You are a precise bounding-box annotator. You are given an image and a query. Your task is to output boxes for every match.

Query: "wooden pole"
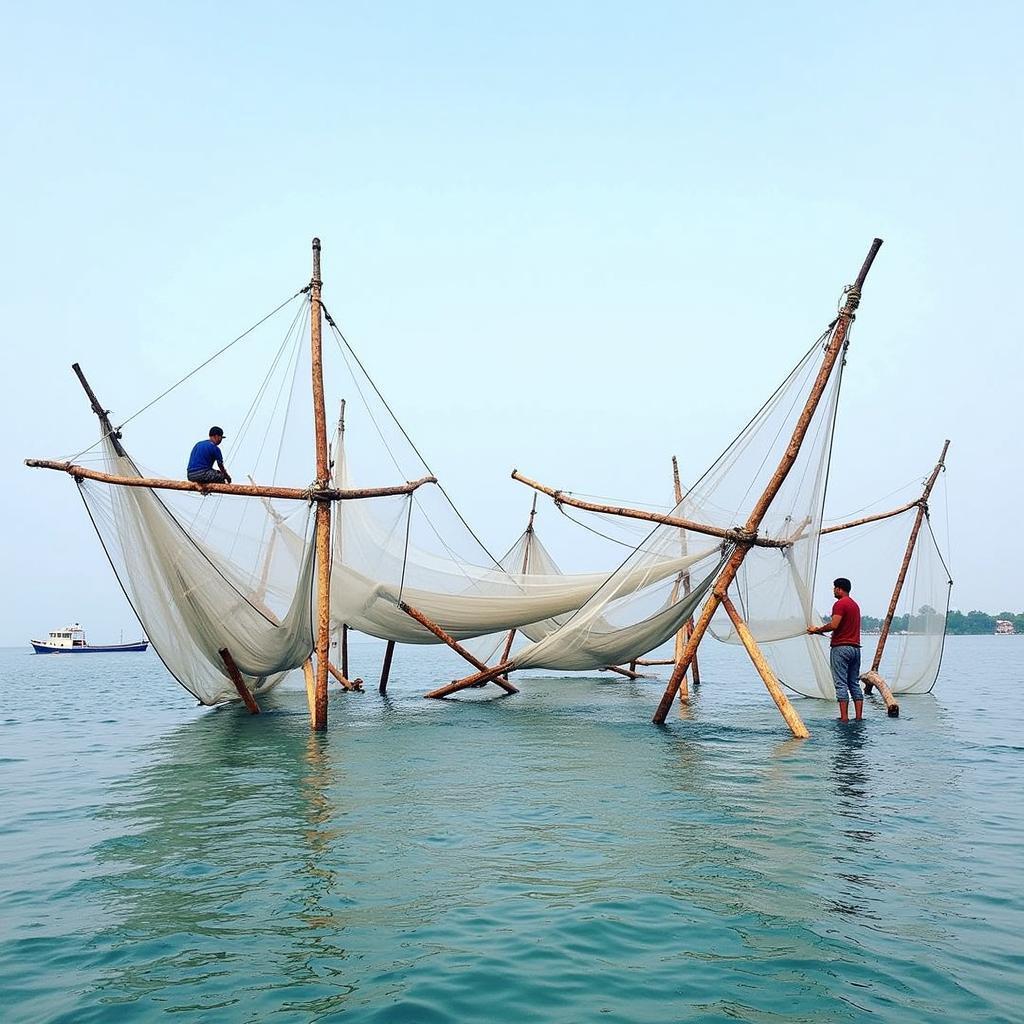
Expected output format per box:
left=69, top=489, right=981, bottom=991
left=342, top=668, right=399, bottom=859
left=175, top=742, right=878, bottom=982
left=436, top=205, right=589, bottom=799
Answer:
left=424, top=659, right=515, bottom=698
left=219, top=648, right=261, bottom=714
left=719, top=595, right=809, bottom=738
left=671, top=455, right=700, bottom=688
left=25, top=459, right=436, bottom=502
left=820, top=498, right=922, bottom=535
left=511, top=471, right=789, bottom=548
left=602, top=664, right=642, bottom=680
left=302, top=658, right=316, bottom=724
left=400, top=601, right=519, bottom=695
left=497, top=495, right=538, bottom=676
left=71, top=363, right=126, bottom=457
left=868, top=440, right=950, bottom=675
left=653, top=238, right=884, bottom=724
left=327, top=659, right=363, bottom=692
left=379, top=639, right=396, bottom=694
left=341, top=623, right=349, bottom=678
left=860, top=670, right=900, bottom=717
left=310, top=238, right=332, bottom=731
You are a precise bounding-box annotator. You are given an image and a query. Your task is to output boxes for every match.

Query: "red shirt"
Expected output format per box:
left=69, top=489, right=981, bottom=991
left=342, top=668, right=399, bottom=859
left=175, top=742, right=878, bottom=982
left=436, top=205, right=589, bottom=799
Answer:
left=831, top=595, right=861, bottom=647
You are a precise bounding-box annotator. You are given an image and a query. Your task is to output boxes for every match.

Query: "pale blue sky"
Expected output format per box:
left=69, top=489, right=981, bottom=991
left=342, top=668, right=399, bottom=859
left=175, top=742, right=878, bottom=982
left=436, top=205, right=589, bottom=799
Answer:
left=2, top=2, right=1021, bottom=643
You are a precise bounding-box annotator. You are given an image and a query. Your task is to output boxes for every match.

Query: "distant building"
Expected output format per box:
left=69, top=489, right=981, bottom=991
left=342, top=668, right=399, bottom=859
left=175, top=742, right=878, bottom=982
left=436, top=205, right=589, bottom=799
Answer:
left=995, top=619, right=1016, bottom=635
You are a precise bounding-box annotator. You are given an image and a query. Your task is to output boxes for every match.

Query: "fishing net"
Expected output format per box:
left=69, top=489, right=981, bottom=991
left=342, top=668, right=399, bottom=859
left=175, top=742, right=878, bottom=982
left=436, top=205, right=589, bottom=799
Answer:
left=78, top=434, right=317, bottom=705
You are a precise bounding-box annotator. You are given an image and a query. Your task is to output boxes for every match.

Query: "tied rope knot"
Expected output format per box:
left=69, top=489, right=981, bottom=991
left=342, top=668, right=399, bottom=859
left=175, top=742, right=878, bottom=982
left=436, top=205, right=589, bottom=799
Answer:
left=839, top=284, right=862, bottom=318
left=729, top=526, right=758, bottom=547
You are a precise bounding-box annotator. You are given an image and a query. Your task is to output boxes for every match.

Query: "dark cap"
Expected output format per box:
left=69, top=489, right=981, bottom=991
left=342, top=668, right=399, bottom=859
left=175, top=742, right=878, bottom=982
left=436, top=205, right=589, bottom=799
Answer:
left=209, top=426, right=226, bottom=438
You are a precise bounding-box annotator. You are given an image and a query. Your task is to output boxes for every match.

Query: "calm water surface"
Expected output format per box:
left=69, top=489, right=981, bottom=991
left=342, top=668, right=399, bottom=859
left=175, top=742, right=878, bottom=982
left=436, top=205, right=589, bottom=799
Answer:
left=1, top=637, right=1022, bottom=1022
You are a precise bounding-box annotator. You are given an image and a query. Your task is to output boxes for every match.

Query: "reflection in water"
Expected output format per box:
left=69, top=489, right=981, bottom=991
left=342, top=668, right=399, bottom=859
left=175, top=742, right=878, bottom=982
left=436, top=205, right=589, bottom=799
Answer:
left=59, top=669, right=987, bottom=1023
left=90, top=707, right=358, bottom=1016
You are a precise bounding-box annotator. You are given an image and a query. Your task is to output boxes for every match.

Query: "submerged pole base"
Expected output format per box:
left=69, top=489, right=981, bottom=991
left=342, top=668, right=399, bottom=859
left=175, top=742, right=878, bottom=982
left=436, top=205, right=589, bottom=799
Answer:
left=601, top=664, right=644, bottom=680
left=860, top=671, right=900, bottom=717
left=219, top=648, right=261, bottom=714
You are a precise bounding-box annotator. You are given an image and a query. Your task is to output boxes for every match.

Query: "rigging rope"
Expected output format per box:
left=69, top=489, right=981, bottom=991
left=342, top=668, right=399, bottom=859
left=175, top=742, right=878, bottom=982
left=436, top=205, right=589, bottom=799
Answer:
left=62, top=287, right=309, bottom=464
left=322, top=303, right=504, bottom=569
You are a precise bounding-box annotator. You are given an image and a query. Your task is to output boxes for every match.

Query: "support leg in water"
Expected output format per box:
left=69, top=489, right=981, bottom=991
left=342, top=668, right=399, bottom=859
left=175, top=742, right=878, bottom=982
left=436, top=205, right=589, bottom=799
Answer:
left=399, top=601, right=519, bottom=696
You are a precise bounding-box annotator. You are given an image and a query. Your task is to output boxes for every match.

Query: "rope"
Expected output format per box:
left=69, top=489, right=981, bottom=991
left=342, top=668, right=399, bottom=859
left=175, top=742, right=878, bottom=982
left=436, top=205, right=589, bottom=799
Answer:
left=397, top=493, right=414, bottom=603
left=62, top=287, right=309, bottom=464
left=322, top=303, right=504, bottom=569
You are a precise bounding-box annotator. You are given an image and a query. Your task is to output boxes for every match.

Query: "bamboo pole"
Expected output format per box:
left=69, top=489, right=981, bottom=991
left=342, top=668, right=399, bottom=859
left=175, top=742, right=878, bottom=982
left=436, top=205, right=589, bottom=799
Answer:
left=219, top=648, right=261, bottom=714
left=511, top=471, right=790, bottom=548
left=72, top=362, right=126, bottom=457
left=25, top=459, right=436, bottom=502
left=671, top=455, right=700, bottom=687
left=310, top=238, right=332, bottom=731
left=820, top=498, right=921, bottom=535
left=400, top=601, right=519, bottom=695
left=869, top=440, right=950, bottom=675
left=653, top=238, right=884, bottom=724
left=720, top=595, right=809, bottom=738
left=602, top=664, right=642, bottom=680
left=379, top=640, right=396, bottom=694
left=302, top=658, right=316, bottom=724
left=424, top=659, right=515, bottom=698
left=327, top=659, right=363, bottom=692
left=860, top=670, right=900, bottom=717
left=496, top=495, right=538, bottom=674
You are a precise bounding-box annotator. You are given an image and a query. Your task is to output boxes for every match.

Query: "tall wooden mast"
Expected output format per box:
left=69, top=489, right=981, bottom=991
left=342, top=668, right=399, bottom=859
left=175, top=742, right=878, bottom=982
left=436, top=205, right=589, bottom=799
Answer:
left=869, top=439, right=950, bottom=674
left=310, top=238, right=332, bottom=730
left=650, top=238, right=884, bottom=726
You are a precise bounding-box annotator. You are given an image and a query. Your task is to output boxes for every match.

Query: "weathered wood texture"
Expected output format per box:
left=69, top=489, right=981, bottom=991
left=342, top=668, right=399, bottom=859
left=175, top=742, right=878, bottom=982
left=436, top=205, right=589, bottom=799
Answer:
left=511, top=471, right=789, bottom=548
left=379, top=640, right=396, bottom=694
left=860, top=670, right=900, bottom=717
left=72, top=363, right=126, bottom=456
left=25, top=460, right=436, bottom=502
left=219, top=648, right=261, bottom=714
left=720, top=596, right=810, bottom=738
left=400, top=602, right=519, bottom=695
left=653, top=238, right=883, bottom=724
left=424, top=660, right=516, bottom=698
left=327, top=660, right=363, bottom=692
left=871, top=440, right=950, bottom=673
left=310, top=238, right=331, bottom=731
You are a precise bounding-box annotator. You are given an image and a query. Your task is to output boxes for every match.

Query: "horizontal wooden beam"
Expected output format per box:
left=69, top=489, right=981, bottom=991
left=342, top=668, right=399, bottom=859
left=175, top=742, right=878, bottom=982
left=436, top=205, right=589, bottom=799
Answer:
left=25, top=459, right=436, bottom=502
left=820, top=498, right=921, bottom=535
left=511, top=470, right=788, bottom=548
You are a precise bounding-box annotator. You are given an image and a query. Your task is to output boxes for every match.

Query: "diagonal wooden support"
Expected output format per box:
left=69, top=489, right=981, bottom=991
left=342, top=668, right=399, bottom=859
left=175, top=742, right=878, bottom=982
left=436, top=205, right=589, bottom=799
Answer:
left=860, top=670, right=900, bottom=717
left=219, top=647, right=261, bottom=714
left=301, top=658, right=316, bottom=724
left=601, top=664, right=644, bottom=680
left=719, top=595, right=809, bottom=738
left=327, top=660, right=363, bottom=692
left=400, top=601, right=519, bottom=696
left=424, top=659, right=516, bottom=699
left=379, top=640, right=396, bottom=694
left=653, top=238, right=884, bottom=724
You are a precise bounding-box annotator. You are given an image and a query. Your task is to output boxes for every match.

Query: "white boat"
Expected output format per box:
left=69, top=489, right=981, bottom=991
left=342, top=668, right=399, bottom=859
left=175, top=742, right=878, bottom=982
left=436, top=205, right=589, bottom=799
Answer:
left=29, top=623, right=149, bottom=654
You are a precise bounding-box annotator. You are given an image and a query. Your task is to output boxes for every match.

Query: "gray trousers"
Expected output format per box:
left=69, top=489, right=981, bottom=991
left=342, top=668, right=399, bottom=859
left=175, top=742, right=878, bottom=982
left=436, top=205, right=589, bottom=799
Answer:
left=187, top=468, right=227, bottom=483
left=830, top=645, right=863, bottom=701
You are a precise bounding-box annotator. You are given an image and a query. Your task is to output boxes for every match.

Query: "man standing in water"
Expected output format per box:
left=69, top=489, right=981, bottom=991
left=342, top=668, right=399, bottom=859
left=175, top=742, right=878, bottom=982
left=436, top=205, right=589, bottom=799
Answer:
left=807, top=577, right=863, bottom=721
left=187, top=427, right=232, bottom=485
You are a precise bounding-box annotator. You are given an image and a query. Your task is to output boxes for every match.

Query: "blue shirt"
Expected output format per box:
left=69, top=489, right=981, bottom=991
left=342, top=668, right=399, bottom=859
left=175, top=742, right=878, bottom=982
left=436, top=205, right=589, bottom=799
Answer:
left=187, top=439, right=224, bottom=474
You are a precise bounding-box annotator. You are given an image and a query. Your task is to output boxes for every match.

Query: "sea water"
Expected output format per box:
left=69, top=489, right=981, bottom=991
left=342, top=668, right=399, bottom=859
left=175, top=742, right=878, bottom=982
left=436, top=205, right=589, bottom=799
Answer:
left=1, top=637, right=1021, bottom=1023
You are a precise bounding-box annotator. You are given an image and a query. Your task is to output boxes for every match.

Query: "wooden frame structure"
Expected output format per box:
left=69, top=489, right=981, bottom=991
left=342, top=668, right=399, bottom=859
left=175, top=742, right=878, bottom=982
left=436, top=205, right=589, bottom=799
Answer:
left=860, top=440, right=950, bottom=716
left=27, top=239, right=436, bottom=731
left=428, top=239, right=885, bottom=737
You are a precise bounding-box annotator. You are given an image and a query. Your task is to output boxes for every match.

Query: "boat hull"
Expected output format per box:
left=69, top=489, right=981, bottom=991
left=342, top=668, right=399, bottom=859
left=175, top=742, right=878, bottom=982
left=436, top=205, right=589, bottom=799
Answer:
left=30, top=641, right=149, bottom=654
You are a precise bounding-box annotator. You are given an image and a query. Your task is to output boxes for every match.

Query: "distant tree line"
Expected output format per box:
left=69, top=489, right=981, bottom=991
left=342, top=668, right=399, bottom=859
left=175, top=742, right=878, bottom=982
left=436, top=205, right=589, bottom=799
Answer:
left=859, top=607, right=1024, bottom=635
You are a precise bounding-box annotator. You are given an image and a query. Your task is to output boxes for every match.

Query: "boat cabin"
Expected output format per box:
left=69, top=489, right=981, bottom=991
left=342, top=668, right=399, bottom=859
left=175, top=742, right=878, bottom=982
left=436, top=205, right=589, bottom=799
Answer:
left=46, top=624, right=87, bottom=649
